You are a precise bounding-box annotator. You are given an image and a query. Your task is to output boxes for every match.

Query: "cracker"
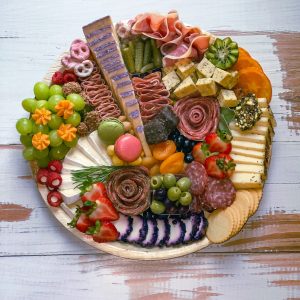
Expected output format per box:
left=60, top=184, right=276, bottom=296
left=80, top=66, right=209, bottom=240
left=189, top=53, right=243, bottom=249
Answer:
left=248, top=189, right=260, bottom=216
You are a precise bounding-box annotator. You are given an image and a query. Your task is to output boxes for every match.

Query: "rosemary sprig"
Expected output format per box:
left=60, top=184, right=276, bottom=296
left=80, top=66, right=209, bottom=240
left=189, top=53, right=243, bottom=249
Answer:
left=71, top=165, right=130, bottom=192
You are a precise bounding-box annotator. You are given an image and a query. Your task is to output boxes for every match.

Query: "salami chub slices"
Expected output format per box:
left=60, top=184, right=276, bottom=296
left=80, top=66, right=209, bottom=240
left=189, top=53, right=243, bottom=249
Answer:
left=106, top=167, right=151, bottom=215
left=174, top=97, right=220, bottom=141
left=185, top=161, right=208, bottom=196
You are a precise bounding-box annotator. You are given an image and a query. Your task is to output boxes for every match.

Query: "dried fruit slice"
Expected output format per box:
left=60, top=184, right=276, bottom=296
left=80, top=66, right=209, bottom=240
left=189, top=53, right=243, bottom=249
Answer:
left=206, top=209, right=234, bottom=243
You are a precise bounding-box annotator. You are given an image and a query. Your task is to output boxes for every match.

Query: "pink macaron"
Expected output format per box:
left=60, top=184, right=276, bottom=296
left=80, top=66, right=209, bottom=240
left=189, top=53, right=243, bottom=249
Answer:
left=114, top=134, right=142, bottom=162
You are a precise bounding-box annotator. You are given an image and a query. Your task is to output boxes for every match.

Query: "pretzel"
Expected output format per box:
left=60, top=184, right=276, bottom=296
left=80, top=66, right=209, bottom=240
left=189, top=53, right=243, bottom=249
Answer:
left=74, top=60, right=93, bottom=77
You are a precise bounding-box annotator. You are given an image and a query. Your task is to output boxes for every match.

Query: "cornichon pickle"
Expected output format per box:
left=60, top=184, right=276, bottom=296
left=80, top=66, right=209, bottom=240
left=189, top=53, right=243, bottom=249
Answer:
left=122, top=47, right=135, bottom=73
left=134, top=40, right=144, bottom=73
left=205, top=37, right=239, bottom=70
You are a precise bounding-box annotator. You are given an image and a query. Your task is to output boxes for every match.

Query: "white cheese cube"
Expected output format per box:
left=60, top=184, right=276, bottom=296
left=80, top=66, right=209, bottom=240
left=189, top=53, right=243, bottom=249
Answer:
left=217, top=89, right=238, bottom=107
left=173, top=76, right=198, bottom=99
left=212, top=68, right=238, bottom=89
left=162, top=70, right=181, bottom=92
left=175, top=59, right=196, bottom=80
left=196, top=78, right=217, bottom=96
left=196, top=57, right=216, bottom=78
left=230, top=172, right=263, bottom=189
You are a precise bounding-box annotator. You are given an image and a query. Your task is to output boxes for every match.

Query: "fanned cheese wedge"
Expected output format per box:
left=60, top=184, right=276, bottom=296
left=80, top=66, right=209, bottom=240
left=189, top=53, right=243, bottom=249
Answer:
left=231, top=154, right=264, bottom=165
left=260, top=108, right=269, bottom=117
left=231, top=130, right=266, bottom=144
left=230, top=123, right=269, bottom=136
left=231, top=147, right=265, bottom=159
left=257, top=97, right=268, bottom=108
left=231, top=140, right=265, bottom=151
left=60, top=188, right=81, bottom=205
left=87, top=131, right=111, bottom=165
left=77, top=137, right=104, bottom=165
left=230, top=172, right=263, bottom=189
left=64, top=147, right=97, bottom=167
left=234, top=164, right=265, bottom=174
left=255, top=117, right=269, bottom=127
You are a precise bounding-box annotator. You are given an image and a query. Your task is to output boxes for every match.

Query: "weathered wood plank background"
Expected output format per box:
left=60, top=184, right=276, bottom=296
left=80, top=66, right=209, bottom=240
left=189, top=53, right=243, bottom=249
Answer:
left=0, top=0, right=300, bottom=299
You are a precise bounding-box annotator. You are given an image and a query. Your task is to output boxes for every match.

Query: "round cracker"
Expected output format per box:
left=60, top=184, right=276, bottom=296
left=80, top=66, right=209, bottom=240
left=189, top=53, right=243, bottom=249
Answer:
left=226, top=205, right=240, bottom=236
left=248, top=189, right=260, bottom=216
left=237, top=190, right=253, bottom=218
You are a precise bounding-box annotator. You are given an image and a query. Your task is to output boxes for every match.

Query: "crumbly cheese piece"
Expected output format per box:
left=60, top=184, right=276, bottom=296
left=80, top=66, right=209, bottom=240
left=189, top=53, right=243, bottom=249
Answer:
left=231, top=147, right=265, bottom=159
left=212, top=68, right=238, bottom=89
left=175, top=58, right=196, bottom=80
left=230, top=172, right=263, bottom=189
left=217, top=89, right=238, bottom=107
left=196, top=57, right=216, bottom=78
left=235, top=164, right=265, bottom=174
left=162, top=70, right=181, bottom=92
left=173, top=76, right=198, bottom=98
left=231, top=154, right=264, bottom=165
left=231, top=130, right=266, bottom=144
left=196, top=78, right=217, bottom=96
left=231, top=140, right=265, bottom=151
left=257, top=98, right=268, bottom=108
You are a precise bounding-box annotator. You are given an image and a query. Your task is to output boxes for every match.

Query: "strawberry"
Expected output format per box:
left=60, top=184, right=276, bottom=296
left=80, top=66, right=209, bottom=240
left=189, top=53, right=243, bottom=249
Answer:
left=92, top=221, right=119, bottom=243
left=204, top=154, right=236, bottom=179
left=205, top=132, right=232, bottom=154
left=192, top=142, right=211, bottom=164
left=81, top=182, right=107, bottom=202
left=88, top=197, right=119, bottom=222
left=75, top=213, right=93, bottom=233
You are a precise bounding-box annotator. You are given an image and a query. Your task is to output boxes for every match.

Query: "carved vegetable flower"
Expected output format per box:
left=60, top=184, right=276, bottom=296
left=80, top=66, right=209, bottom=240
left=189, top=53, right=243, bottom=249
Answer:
left=32, top=132, right=50, bottom=150
left=57, top=123, right=77, bottom=142
left=32, top=108, right=52, bottom=125
left=55, top=100, right=74, bottom=119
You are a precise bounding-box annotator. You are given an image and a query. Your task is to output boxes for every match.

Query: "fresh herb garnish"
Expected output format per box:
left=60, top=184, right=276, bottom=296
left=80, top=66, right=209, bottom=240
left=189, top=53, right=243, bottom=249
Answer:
left=218, top=107, right=235, bottom=139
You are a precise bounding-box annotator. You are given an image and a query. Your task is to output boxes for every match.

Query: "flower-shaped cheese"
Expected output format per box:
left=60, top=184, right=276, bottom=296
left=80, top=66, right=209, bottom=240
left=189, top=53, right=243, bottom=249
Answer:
left=32, top=132, right=50, bottom=150
left=55, top=100, right=74, bottom=119
left=32, top=108, right=52, bottom=125
left=57, top=123, right=77, bottom=142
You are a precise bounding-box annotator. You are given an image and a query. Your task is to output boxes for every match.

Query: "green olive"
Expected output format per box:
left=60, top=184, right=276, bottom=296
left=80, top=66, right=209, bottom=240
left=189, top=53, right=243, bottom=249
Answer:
left=167, top=186, right=181, bottom=201
left=150, top=176, right=162, bottom=190
left=176, top=177, right=192, bottom=192
left=163, top=173, right=177, bottom=188
left=150, top=200, right=166, bottom=214
left=179, top=192, right=192, bottom=206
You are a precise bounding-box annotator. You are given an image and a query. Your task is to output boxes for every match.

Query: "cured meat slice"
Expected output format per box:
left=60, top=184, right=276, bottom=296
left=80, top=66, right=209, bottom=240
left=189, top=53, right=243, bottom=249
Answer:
left=174, top=97, right=220, bottom=141
left=185, top=161, right=208, bottom=196
left=132, top=72, right=171, bottom=122
left=203, top=177, right=236, bottom=209
left=106, top=167, right=151, bottom=215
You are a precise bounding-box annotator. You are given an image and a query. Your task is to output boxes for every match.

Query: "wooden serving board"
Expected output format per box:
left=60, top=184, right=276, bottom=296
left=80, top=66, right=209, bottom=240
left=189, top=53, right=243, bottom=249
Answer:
left=33, top=48, right=270, bottom=260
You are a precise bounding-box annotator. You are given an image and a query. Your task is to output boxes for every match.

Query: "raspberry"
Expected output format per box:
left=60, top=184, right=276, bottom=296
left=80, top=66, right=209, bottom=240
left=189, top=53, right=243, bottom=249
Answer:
left=52, top=71, right=64, bottom=85
left=63, top=70, right=77, bottom=83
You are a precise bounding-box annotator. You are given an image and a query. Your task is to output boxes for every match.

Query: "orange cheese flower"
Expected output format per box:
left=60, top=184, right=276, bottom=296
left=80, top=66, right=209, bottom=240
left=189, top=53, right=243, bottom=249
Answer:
left=32, top=108, right=52, bottom=125
left=32, top=132, right=50, bottom=150
left=57, top=123, right=77, bottom=142
left=55, top=100, right=74, bottom=119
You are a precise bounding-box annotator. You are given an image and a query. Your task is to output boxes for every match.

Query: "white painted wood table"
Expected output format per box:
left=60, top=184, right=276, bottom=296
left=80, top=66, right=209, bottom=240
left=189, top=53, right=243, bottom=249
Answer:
left=1, top=1, right=300, bottom=299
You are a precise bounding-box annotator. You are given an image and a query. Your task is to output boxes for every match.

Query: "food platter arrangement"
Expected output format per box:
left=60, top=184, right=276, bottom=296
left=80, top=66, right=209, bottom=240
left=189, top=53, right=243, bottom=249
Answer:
left=16, top=11, right=275, bottom=259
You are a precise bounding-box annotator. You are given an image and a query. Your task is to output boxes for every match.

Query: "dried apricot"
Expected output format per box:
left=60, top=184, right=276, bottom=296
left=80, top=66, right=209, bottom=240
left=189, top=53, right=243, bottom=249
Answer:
left=152, top=140, right=176, bottom=161
left=160, top=152, right=184, bottom=174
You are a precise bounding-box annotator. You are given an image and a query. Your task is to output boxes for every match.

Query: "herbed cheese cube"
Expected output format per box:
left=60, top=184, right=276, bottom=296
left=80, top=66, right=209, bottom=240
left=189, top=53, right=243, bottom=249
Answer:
left=173, top=76, right=198, bottom=99
left=212, top=68, right=238, bottom=89
left=196, top=57, right=215, bottom=78
left=196, top=78, right=217, bottom=96
left=175, top=59, right=196, bottom=80
left=162, top=70, right=181, bottom=92
left=217, top=89, right=238, bottom=107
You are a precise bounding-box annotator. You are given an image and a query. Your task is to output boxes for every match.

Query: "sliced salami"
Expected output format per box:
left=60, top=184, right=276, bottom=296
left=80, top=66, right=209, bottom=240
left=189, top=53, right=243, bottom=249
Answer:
left=203, top=177, right=236, bottom=209
left=185, top=161, right=208, bottom=196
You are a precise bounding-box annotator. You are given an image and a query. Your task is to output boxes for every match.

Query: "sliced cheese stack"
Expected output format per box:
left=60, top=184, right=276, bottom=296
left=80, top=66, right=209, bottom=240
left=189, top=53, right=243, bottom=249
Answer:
left=230, top=98, right=275, bottom=189
left=59, top=131, right=111, bottom=205
left=82, top=16, right=151, bottom=157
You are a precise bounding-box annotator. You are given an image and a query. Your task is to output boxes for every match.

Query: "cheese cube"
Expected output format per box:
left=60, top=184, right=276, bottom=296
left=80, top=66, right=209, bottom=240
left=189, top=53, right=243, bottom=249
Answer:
left=231, top=154, right=264, bottom=165
left=231, top=147, right=265, bottom=159
left=257, top=98, right=268, bottom=108
left=196, top=78, right=217, bottom=96
left=230, top=172, right=263, bottom=189
left=162, top=71, right=181, bottom=92
left=235, top=164, right=265, bottom=174
left=175, top=59, right=196, bottom=80
left=173, top=76, right=198, bottom=99
left=217, top=89, right=238, bottom=107
left=212, top=68, right=238, bottom=89
left=231, top=140, right=265, bottom=151
left=196, top=57, right=216, bottom=78
left=162, top=65, right=176, bottom=76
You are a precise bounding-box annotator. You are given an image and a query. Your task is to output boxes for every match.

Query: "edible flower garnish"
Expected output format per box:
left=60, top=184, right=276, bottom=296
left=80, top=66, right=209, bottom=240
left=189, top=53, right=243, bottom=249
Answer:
left=57, top=123, right=77, bottom=142
left=32, top=132, right=50, bottom=150
left=32, top=108, right=52, bottom=125
left=55, top=100, right=74, bottom=119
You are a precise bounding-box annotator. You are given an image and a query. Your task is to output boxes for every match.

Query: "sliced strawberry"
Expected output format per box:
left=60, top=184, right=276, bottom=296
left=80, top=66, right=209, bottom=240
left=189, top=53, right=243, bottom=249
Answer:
left=192, top=142, right=211, bottom=164
left=204, top=153, right=236, bottom=179
left=76, top=214, right=93, bottom=233
left=205, top=132, right=232, bottom=154
left=89, top=197, right=119, bottom=222
left=81, top=182, right=107, bottom=202
left=92, top=221, right=119, bottom=243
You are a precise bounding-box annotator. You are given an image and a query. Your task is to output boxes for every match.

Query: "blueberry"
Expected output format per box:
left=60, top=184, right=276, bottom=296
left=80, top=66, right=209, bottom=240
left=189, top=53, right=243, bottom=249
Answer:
left=178, top=205, right=189, bottom=216
left=154, top=188, right=167, bottom=201
left=182, top=139, right=193, bottom=153
left=190, top=140, right=197, bottom=147
left=175, top=135, right=185, bottom=147
left=184, top=153, right=194, bottom=163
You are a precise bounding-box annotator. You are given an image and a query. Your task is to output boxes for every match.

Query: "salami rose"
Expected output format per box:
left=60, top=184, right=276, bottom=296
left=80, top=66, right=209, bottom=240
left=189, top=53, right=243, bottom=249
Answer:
left=174, top=97, right=220, bottom=141
left=106, top=167, right=151, bottom=215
